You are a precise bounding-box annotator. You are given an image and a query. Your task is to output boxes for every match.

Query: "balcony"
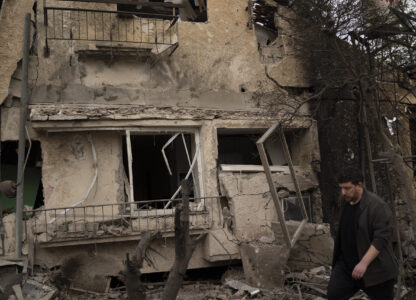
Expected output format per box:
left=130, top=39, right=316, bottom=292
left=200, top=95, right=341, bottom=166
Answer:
left=43, top=3, right=179, bottom=57
left=24, top=197, right=215, bottom=246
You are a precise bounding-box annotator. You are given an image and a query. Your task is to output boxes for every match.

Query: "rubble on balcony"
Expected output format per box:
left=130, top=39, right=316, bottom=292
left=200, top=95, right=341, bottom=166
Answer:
left=23, top=198, right=213, bottom=244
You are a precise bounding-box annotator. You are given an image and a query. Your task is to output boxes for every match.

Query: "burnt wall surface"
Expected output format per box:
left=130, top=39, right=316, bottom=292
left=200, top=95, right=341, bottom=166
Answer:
left=0, top=0, right=313, bottom=113
left=316, top=97, right=413, bottom=239
left=315, top=99, right=361, bottom=234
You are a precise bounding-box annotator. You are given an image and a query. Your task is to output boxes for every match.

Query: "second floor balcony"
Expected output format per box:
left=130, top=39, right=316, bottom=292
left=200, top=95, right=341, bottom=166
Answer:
left=43, top=2, right=180, bottom=56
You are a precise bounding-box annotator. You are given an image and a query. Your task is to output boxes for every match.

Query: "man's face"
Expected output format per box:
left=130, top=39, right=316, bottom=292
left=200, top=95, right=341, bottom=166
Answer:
left=339, top=181, right=363, bottom=204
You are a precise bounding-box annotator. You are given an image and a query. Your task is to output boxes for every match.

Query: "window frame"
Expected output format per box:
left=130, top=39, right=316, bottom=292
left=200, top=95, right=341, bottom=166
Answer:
left=124, top=127, right=205, bottom=212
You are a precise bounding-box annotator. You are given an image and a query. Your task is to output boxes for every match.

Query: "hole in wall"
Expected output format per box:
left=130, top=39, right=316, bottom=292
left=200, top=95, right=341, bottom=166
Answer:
left=1, top=141, right=43, bottom=212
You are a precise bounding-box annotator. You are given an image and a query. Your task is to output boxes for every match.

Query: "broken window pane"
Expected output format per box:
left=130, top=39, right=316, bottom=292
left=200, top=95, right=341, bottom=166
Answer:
left=217, top=129, right=291, bottom=166
left=118, top=0, right=173, bottom=18
left=251, top=0, right=278, bottom=46
left=282, top=195, right=311, bottom=221
left=217, top=128, right=310, bottom=167
left=218, top=133, right=262, bottom=165
left=117, top=0, right=207, bottom=22
left=122, top=133, right=197, bottom=207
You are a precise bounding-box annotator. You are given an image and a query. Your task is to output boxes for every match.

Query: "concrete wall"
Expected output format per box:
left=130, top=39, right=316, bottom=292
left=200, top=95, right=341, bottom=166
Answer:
left=0, top=0, right=323, bottom=271
left=34, top=236, right=215, bottom=292
left=219, top=169, right=319, bottom=242
left=27, top=0, right=310, bottom=109
left=0, top=0, right=34, bottom=105
left=36, top=118, right=299, bottom=218
left=40, top=131, right=124, bottom=209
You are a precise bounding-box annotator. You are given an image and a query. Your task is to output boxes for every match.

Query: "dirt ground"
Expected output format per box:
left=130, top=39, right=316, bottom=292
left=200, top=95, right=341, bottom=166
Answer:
left=3, top=263, right=414, bottom=300
left=29, top=265, right=415, bottom=300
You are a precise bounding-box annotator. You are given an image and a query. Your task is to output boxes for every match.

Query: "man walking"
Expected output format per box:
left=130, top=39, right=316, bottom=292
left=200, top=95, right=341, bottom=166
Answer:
left=327, top=169, right=398, bottom=300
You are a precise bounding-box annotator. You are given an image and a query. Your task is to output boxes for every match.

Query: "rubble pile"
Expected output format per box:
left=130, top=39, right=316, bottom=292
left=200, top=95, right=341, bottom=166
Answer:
left=1, top=261, right=415, bottom=300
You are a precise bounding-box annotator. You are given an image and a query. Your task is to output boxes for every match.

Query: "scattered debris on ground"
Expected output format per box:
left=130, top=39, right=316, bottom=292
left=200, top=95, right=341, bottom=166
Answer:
left=2, top=262, right=413, bottom=300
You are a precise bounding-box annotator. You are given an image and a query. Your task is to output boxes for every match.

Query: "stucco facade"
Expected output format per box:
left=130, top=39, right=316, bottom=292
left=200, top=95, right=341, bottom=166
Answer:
left=0, top=0, right=326, bottom=288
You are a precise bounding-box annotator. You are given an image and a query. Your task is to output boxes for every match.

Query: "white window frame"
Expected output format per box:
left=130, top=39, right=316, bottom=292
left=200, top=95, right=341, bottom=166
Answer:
left=124, top=127, right=205, bottom=212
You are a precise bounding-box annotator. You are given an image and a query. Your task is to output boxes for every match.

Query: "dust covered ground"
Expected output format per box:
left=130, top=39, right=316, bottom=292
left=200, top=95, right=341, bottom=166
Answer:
left=8, top=264, right=413, bottom=300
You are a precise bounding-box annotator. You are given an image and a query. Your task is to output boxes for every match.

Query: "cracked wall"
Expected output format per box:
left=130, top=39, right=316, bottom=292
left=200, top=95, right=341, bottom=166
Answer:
left=273, top=220, right=333, bottom=271
left=40, top=131, right=123, bottom=209
left=219, top=168, right=321, bottom=241
left=0, top=0, right=34, bottom=105
left=0, top=0, right=325, bottom=272
left=23, top=0, right=312, bottom=110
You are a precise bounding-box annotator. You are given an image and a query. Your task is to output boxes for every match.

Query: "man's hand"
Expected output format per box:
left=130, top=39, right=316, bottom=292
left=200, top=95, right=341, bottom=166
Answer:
left=352, top=261, right=368, bottom=279
left=352, top=245, right=380, bottom=280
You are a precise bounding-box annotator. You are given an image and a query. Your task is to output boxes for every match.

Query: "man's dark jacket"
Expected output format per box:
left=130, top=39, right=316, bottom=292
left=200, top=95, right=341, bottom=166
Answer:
left=332, top=189, right=398, bottom=287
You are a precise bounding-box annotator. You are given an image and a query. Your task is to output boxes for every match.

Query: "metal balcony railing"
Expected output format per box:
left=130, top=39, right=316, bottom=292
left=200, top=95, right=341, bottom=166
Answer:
left=43, top=6, right=179, bottom=49
left=24, top=197, right=215, bottom=243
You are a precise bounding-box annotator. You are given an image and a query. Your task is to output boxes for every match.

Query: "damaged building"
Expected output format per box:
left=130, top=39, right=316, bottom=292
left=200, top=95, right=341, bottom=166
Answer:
left=0, top=0, right=341, bottom=294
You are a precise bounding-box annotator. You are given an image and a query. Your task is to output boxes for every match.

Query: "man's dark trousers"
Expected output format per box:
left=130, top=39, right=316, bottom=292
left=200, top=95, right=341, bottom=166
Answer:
left=327, top=260, right=395, bottom=300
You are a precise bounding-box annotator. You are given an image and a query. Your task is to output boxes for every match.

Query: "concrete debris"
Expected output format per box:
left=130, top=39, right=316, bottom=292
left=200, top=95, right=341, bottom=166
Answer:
left=11, top=285, right=23, bottom=300
left=285, top=267, right=378, bottom=300
left=2, top=213, right=17, bottom=256
left=0, top=264, right=411, bottom=300
left=272, top=221, right=334, bottom=271
left=240, top=243, right=289, bottom=289
left=0, top=266, right=23, bottom=300
left=308, top=266, right=326, bottom=275
left=29, top=104, right=279, bottom=122
left=101, top=224, right=125, bottom=236
left=38, top=290, right=58, bottom=300
left=400, top=285, right=411, bottom=298
left=220, top=267, right=245, bottom=284
left=21, top=279, right=55, bottom=300
left=219, top=170, right=319, bottom=242
left=224, top=280, right=260, bottom=296
left=257, top=235, right=274, bottom=244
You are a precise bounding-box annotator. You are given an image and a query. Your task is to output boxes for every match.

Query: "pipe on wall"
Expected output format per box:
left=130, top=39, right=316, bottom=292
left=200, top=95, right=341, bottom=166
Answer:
left=16, top=13, right=31, bottom=259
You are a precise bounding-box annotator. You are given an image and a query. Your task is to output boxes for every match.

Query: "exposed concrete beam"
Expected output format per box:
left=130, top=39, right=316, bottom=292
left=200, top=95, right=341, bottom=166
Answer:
left=220, top=164, right=301, bottom=173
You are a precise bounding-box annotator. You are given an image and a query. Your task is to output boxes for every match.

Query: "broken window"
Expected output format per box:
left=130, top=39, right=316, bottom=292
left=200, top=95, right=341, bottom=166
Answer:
left=217, top=128, right=293, bottom=166
left=0, top=141, right=43, bottom=212
left=282, top=195, right=311, bottom=221
left=249, top=0, right=278, bottom=46
left=117, top=0, right=207, bottom=22
left=217, top=131, right=262, bottom=165
left=217, top=128, right=310, bottom=169
left=122, top=130, right=202, bottom=209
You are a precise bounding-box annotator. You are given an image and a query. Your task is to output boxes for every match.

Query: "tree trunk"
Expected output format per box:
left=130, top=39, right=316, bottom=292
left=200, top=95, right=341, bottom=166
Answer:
left=124, top=253, right=146, bottom=300
left=124, top=231, right=160, bottom=300
left=361, top=78, right=416, bottom=239
left=161, top=179, right=206, bottom=300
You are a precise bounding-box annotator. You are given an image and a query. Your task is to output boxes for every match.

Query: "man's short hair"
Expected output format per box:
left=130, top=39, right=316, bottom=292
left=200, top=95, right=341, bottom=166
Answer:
left=337, top=168, right=364, bottom=185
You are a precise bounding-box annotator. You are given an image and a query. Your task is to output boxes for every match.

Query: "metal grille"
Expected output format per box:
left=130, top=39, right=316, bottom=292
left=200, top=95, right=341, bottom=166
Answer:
left=44, top=7, right=179, bottom=47
left=24, top=197, right=215, bottom=243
